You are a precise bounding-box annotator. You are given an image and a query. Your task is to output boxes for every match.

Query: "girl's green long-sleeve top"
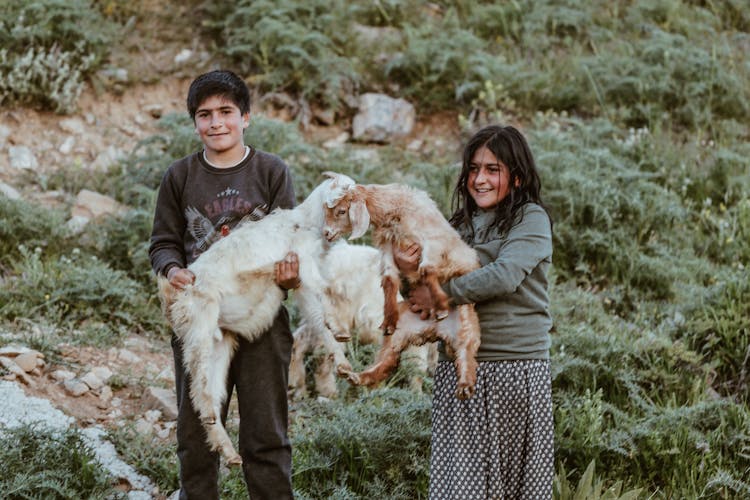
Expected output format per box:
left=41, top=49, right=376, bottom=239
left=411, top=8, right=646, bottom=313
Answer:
left=443, top=203, right=553, bottom=361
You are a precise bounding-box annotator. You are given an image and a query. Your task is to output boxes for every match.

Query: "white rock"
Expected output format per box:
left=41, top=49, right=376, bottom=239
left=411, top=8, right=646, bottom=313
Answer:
left=8, top=145, right=38, bottom=170
left=0, top=181, right=21, bottom=200
left=59, top=136, right=75, bottom=154
left=134, top=418, right=153, bottom=436
left=81, top=371, right=104, bottom=390
left=116, top=348, right=142, bottom=364
left=50, top=369, right=76, bottom=382
left=144, top=409, right=162, bottom=423
left=92, top=366, right=113, bottom=382
left=174, top=49, right=193, bottom=65
left=352, top=93, right=415, bottom=143
left=63, top=378, right=90, bottom=397
left=59, top=118, right=86, bottom=135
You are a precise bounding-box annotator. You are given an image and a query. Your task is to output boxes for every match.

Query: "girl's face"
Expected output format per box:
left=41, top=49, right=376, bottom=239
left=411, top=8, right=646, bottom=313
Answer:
left=467, top=145, right=512, bottom=210
left=194, top=95, right=249, bottom=162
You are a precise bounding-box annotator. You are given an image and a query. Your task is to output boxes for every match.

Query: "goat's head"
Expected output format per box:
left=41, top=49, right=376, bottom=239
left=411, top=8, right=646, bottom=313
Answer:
left=321, top=173, right=370, bottom=242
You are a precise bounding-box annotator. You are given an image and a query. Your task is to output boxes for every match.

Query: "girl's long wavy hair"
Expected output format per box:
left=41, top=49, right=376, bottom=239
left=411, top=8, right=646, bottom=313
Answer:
left=449, top=125, right=551, bottom=241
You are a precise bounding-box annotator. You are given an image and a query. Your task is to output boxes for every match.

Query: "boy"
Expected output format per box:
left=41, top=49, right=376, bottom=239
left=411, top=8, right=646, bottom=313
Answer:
left=149, top=69, right=297, bottom=499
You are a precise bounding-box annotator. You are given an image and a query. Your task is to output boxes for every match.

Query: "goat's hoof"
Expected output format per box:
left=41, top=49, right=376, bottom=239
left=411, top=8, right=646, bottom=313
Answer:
left=346, top=372, right=361, bottom=385
left=333, top=332, right=351, bottom=342
left=227, top=455, right=243, bottom=467
left=456, top=384, right=475, bottom=400
left=435, top=309, right=449, bottom=321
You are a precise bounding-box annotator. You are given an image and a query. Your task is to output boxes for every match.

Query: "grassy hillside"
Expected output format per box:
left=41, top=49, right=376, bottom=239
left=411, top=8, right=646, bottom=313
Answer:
left=1, top=0, right=748, bottom=498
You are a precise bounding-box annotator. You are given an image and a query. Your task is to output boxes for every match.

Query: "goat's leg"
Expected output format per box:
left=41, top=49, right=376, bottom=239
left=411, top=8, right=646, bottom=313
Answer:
left=356, top=305, right=437, bottom=387
left=437, top=304, right=480, bottom=400
left=201, top=332, right=242, bottom=466
left=378, top=247, right=401, bottom=335
left=179, top=300, right=242, bottom=466
left=420, top=266, right=452, bottom=320
left=289, top=323, right=311, bottom=400
left=380, top=274, right=401, bottom=335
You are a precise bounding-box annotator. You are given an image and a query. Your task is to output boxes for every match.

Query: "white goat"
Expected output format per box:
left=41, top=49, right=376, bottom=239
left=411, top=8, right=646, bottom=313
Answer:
left=288, top=241, right=436, bottom=399
left=157, top=173, right=356, bottom=467
left=322, top=174, right=481, bottom=399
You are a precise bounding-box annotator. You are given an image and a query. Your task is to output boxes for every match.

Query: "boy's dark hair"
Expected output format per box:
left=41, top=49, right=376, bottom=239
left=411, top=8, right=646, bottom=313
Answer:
left=186, top=70, right=251, bottom=121
left=450, top=124, right=552, bottom=240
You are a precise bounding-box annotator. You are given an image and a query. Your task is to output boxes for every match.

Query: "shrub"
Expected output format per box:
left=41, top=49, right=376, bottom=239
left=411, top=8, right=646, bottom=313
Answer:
left=0, top=425, right=117, bottom=499
left=203, top=0, right=358, bottom=110
left=0, top=0, right=117, bottom=112
left=0, top=246, right=159, bottom=333
left=292, top=389, right=431, bottom=498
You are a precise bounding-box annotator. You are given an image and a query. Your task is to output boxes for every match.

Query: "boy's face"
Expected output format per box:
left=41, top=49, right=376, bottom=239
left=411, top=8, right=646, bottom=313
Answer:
left=194, top=95, right=249, bottom=159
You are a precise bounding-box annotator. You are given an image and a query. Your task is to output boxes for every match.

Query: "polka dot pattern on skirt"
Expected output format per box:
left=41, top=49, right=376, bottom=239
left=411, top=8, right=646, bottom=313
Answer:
left=428, top=360, right=554, bottom=500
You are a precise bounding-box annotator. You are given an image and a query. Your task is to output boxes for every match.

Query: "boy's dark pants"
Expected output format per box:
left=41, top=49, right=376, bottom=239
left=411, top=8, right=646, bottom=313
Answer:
left=171, top=308, right=294, bottom=500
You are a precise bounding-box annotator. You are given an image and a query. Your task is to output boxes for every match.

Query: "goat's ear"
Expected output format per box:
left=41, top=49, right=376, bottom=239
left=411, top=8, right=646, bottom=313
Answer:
left=348, top=201, right=370, bottom=240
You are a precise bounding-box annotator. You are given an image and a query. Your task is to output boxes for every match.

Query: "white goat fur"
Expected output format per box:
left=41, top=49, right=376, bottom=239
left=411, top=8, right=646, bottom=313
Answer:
left=288, top=241, right=436, bottom=399
left=157, top=174, right=356, bottom=466
left=322, top=176, right=482, bottom=399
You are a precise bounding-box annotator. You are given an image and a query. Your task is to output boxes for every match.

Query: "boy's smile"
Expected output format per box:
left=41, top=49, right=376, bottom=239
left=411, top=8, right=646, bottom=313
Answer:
left=194, top=95, right=249, bottom=167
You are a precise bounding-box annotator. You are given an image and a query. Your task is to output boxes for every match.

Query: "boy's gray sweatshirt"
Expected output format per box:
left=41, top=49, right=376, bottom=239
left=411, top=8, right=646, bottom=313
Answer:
left=149, top=148, right=295, bottom=277
left=443, top=203, right=553, bottom=361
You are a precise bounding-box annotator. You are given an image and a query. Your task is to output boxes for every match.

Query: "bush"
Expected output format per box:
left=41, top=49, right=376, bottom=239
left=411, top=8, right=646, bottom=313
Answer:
left=0, top=425, right=117, bottom=499
left=0, top=245, right=160, bottom=333
left=0, top=0, right=117, bottom=112
left=292, top=388, right=431, bottom=499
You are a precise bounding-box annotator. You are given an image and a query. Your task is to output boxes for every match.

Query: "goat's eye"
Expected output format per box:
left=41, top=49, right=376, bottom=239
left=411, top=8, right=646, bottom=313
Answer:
left=336, top=209, right=347, bottom=216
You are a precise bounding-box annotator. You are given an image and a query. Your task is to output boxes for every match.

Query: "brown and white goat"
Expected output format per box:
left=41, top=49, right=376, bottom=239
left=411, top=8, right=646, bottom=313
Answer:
left=321, top=173, right=481, bottom=399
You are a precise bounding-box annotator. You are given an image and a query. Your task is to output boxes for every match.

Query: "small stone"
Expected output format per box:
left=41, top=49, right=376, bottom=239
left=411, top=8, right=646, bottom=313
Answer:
left=81, top=371, right=104, bottom=390
left=63, top=378, right=90, bottom=397
left=12, top=352, right=40, bottom=372
left=51, top=369, right=76, bottom=382
left=92, top=366, right=113, bottom=382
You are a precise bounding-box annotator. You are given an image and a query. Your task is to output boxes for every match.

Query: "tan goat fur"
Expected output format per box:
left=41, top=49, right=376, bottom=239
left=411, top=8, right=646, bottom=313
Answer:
left=322, top=176, right=481, bottom=399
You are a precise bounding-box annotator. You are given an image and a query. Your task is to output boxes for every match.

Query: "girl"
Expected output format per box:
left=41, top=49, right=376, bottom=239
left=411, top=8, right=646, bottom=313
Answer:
left=396, top=124, right=554, bottom=499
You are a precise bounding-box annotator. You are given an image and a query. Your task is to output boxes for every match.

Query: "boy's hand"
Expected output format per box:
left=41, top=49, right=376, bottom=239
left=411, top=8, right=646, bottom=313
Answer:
left=275, top=252, right=301, bottom=290
left=393, top=242, right=421, bottom=274
left=167, top=267, right=195, bottom=289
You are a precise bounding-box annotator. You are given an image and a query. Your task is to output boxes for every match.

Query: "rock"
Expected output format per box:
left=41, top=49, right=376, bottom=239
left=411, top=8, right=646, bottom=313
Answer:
left=0, top=357, right=34, bottom=385
left=63, top=378, right=90, bottom=397
left=98, top=386, right=114, bottom=407
left=0, top=182, right=21, bottom=200
left=69, top=189, right=127, bottom=229
left=0, top=345, right=33, bottom=357
left=134, top=417, right=153, bottom=436
left=59, top=136, right=75, bottom=154
left=92, top=366, right=114, bottom=382
left=144, top=409, right=162, bottom=423
left=8, top=145, right=38, bottom=170
left=0, top=124, right=10, bottom=146
left=59, top=118, right=86, bottom=135
left=81, top=371, right=104, bottom=390
left=352, top=93, right=415, bottom=143
left=143, top=386, right=178, bottom=420
left=174, top=49, right=193, bottom=65
left=143, top=104, right=164, bottom=119
left=156, top=367, right=174, bottom=384
left=323, top=132, right=350, bottom=149
left=50, top=369, right=76, bottom=382
left=116, top=348, right=143, bottom=364
left=14, top=352, right=42, bottom=373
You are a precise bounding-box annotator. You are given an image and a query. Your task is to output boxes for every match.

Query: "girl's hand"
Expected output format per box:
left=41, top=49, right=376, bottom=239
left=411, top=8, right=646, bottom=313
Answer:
left=167, top=267, right=195, bottom=289
left=275, top=252, right=301, bottom=290
left=393, top=243, right=421, bottom=274
left=408, top=284, right=434, bottom=320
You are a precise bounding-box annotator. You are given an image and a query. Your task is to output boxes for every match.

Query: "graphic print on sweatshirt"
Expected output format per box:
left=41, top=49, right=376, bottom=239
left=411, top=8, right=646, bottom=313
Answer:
left=185, top=187, right=269, bottom=260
